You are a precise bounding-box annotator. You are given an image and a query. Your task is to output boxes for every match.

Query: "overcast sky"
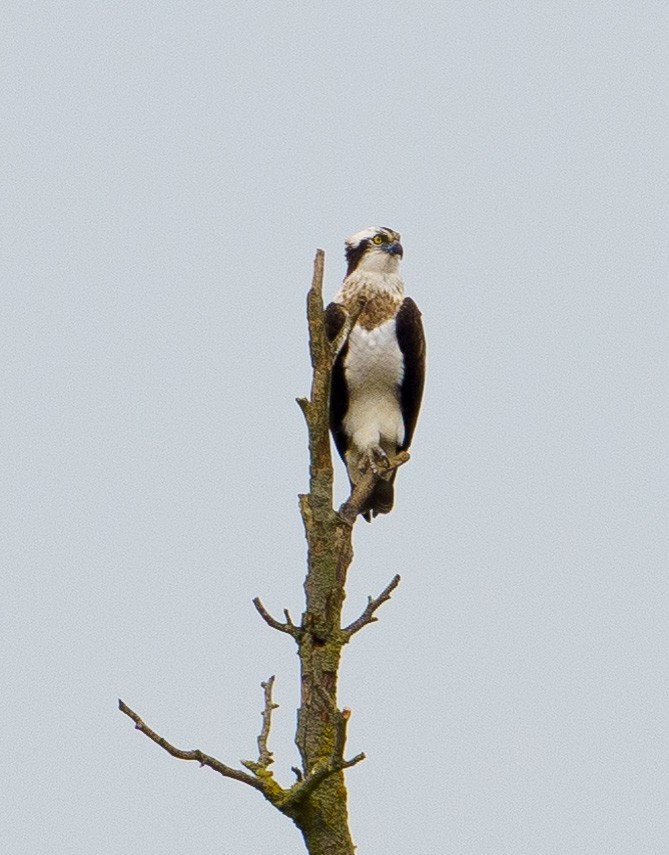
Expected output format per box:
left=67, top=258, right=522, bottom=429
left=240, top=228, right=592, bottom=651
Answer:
left=2, top=2, right=668, bottom=853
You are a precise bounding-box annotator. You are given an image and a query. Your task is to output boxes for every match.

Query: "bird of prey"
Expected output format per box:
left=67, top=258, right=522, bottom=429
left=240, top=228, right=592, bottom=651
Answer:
left=325, top=226, right=426, bottom=521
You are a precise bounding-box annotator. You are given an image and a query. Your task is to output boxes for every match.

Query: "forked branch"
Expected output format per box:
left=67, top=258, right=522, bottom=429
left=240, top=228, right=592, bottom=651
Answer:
left=252, top=597, right=301, bottom=638
left=282, top=751, right=366, bottom=810
left=343, top=574, right=402, bottom=639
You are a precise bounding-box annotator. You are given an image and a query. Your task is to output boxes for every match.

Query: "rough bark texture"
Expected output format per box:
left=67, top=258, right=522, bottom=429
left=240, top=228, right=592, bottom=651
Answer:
left=292, top=249, right=358, bottom=853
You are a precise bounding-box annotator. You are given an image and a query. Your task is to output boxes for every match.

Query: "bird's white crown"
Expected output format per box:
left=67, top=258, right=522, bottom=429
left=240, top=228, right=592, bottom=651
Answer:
left=345, top=226, right=401, bottom=250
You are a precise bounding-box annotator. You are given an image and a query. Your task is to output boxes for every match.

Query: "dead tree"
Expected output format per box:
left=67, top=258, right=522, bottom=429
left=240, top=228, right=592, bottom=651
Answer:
left=119, top=250, right=407, bottom=855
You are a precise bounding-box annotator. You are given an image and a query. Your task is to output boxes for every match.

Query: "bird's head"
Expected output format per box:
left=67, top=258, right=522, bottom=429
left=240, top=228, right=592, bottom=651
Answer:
left=344, top=226, right=403, bottom=277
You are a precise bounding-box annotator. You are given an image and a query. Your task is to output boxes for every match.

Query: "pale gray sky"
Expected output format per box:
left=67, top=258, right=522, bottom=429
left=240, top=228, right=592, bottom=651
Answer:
left=2, top=2, right=668, bottom=853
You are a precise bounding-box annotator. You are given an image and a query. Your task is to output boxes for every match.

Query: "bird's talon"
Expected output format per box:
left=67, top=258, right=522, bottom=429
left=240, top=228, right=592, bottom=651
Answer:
left=358, top=446, right=390, bottom=476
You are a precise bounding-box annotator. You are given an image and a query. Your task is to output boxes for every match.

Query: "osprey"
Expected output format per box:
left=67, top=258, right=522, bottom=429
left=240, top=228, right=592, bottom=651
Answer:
left=325, top=226, right=426, bottom=521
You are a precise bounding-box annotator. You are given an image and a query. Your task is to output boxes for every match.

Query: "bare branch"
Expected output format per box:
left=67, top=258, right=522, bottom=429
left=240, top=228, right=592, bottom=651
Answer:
left=343, top=575, right=402, bottom=639
left=283, top=608, right=298, bottom=629
left=282, top=752, right=367, bottom=810
left=333, top=706, right=351, bottom=763
left=329, top=296, right=367, bottom=363
left=303, top=750, right=367, bottom=795
left=295, top=396, right=310, bottom=422
left=302, top=249, right=334, bottom=494
left=306, top=249, right=326, bottom=371
left=252, top=597, right=301, bottom=638
left=338, top=451, right=411, bottom=525
left=118, top=699, right=264, bottom=793
left=256, top=676, right=278, bottom=768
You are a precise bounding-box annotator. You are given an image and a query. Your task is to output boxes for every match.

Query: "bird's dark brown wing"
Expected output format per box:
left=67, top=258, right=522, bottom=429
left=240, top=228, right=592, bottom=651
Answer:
left=324, top=302, right=349, bottom=462
left=395, top=297, right=426, bottom=451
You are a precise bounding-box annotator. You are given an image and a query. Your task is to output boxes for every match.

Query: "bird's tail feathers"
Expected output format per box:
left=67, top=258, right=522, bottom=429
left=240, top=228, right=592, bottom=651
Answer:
left=357, top=478, right=395, bottom=522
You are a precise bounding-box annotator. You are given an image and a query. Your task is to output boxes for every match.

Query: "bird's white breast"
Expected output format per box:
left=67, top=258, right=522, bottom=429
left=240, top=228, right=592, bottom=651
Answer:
left=342, top=319, right=405, bottom=452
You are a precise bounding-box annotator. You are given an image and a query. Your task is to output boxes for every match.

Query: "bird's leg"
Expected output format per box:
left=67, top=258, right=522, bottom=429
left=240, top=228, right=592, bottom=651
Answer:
left=358, top=445, right=390, bottom=476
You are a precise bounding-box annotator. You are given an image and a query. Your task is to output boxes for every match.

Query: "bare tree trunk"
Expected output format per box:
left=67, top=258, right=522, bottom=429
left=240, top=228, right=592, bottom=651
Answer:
left=291, top=249, right=359, bottom=853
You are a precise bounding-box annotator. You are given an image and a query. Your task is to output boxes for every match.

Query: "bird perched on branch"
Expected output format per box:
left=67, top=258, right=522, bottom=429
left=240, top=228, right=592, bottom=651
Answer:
left=325, top=226, right=426, bottom=521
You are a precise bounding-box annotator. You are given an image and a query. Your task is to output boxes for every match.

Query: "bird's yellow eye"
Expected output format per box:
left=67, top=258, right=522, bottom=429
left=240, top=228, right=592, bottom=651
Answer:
left=372, top=234, right=384, bottom=245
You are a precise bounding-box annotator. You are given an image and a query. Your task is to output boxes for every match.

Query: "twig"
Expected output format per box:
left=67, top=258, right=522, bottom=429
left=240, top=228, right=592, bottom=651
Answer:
left=252, top=597, right=301, bottom=638
left=338, top=451, right=410, bottom=525
left=282, top=752, right=367, bottom=809
left=306, top=249, right=326, bottom=371
left=329, top=296, right=367, bottom=363
left=343, top=575, right=402, bottom=639
left=256, top=676, right=278, bottom=768
left=295, top=396, right=310, bottom=422
left=118, top=699, right=264, bottom=793
left=303, top=750, right=366, bottom=794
